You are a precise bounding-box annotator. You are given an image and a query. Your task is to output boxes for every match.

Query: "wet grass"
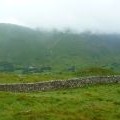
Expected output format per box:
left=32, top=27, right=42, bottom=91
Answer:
left=0, top=84, right=120, bottom=120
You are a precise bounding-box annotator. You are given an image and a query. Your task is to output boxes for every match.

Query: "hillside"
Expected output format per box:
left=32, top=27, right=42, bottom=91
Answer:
left=0, top=23, right=120, bottom=73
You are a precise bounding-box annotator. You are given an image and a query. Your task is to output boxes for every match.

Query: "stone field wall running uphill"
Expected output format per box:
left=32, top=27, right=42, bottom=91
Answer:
left=0, top=76, right=120, bottom=92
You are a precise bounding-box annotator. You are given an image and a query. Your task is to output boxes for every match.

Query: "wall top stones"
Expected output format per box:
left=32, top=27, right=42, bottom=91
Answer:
left=0, top=76, right=120, bottom=92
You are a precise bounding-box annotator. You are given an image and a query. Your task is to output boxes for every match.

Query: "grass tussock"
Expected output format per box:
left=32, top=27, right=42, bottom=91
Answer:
left=0, top=84, right=120, bottom=120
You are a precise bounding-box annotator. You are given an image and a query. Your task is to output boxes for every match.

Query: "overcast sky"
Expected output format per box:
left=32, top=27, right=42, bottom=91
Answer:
left=0, top=0, right=120, bottom=33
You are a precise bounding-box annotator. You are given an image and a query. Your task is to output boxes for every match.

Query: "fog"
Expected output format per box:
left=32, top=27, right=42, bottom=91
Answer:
left=0, top=0, right=120, bottom=33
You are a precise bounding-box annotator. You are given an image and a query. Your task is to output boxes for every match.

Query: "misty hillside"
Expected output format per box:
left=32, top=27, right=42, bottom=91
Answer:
left=0, top=23, right=120, bottom=71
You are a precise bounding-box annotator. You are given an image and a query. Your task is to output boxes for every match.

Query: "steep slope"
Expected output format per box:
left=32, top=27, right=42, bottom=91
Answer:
left=43, top=33, right=120, bottom=70
left=0, top=23, right=120, bottom=71
left=0, top=23, right=47, bottom=64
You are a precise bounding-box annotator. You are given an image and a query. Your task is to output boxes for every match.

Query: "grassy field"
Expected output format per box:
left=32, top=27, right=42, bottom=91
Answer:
left=0, top=84, right=120, bottom=120
left=0, top=67, right=119, bottom=83
left=0, top=72, right=75, bottom=83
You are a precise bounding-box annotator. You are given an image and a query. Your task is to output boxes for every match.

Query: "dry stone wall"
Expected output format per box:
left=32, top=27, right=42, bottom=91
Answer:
left=0, top=76, right=120, bottom=92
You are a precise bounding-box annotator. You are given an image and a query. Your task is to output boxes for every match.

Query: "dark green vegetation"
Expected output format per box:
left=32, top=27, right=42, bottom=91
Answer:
left=0, top=23, right=120, bottom=74
left=0, top=84, right=120, bottom=120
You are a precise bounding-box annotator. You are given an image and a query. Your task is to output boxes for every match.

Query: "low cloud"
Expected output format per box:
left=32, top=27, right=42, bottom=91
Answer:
left=0, top=0, right=120, bottom=33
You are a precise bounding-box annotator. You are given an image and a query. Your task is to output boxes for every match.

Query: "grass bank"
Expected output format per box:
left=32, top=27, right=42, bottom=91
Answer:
left=0, top=84, right=120, bottom=120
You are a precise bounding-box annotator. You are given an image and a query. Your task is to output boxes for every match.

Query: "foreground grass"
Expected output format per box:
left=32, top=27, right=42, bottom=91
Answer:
left=0, top=84, right=120, bottom=120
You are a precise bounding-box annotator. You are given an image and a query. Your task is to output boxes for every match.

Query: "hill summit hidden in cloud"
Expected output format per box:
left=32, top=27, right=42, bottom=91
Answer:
left=0, top=23, right=120, bottom=72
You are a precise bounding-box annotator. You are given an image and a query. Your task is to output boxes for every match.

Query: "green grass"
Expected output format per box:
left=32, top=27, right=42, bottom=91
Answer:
left=0, top=72, right=76, bottom=83
left=0, top=67, right=119, bottom=83
left=0, top=84, right=120, bottom=120
left=75, top=67, right=119, bottom=77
